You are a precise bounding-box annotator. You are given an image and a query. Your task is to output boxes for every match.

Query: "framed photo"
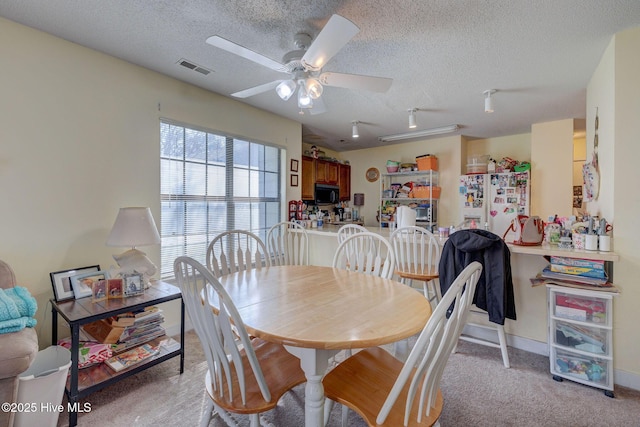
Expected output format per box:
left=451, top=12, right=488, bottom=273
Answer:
left=290, top=159, right=299, bottom=172
left=123, top=273, right=144, bottom=297
left=290, top=174, right=299, bottom=187
left=70, top=270, right=109, bottom=300
left=92, top=279, right=108, bottom=302
left=107, top=278, right=124, bottom=298
left=50, top=265, right=100, bottom=302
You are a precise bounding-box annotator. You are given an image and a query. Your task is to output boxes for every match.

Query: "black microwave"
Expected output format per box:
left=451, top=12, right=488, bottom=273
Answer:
left=315, top=184, right=340, bottom=204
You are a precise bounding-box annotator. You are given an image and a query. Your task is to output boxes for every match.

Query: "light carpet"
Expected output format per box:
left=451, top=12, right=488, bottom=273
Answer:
left=57, top=331, right=640, bottom=426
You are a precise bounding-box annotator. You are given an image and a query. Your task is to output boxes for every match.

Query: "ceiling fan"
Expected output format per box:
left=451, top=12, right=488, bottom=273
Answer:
left=206, top=14, right=392, bottom=114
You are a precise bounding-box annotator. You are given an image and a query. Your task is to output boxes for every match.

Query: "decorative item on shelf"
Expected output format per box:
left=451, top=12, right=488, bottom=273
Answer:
left=123, top=273, right=145, bottom=297
left=50, top=265, right=100, bottom=302
left=106, top=207, right=161, bottom=287
left=70, top=270, right=109, bottom=300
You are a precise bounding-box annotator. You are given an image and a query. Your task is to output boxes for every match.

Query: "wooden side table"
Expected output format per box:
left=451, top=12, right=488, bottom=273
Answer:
left=51, top=280, right=184, bottom=426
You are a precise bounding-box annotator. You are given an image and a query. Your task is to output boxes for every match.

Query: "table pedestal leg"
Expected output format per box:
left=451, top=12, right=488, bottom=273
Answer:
left=285, top=346, right=339, bottom=427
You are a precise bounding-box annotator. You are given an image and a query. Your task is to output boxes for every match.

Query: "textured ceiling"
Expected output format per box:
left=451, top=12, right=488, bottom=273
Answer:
left=1, top=0, right=640, bottom=151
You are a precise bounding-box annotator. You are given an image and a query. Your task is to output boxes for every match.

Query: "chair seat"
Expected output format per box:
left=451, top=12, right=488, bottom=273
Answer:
left=395, top=266, right=438, bottom=282
left=324, top=347, right=443, bottom=427
left=205, top=338, right=306, bottom=415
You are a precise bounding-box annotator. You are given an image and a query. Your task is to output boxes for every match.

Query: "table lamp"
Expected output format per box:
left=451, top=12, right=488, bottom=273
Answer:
left=106, top=207, right=161, bottom=286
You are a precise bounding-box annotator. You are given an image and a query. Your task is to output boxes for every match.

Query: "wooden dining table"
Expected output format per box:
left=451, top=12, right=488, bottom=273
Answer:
left=217, top=264, right=432, bottom=427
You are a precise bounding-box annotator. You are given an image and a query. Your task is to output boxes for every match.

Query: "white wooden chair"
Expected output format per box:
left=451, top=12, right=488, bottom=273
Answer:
left=390, top=226, right=441, bottom=305
left=332, top=231, right=395, bottom=279
left=336, top=223, right=368, bottom=244
left=266, top=221, right=309, bottom=266
left=323, top=261, right=483, bottom=427
left=173, top=256, right=306, bottom=427
left=206, top=230, right=270, bottom=277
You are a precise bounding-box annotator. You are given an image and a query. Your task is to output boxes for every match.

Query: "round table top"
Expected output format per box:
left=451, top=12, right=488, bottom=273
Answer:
left=216, top=265, right=432, bottom=350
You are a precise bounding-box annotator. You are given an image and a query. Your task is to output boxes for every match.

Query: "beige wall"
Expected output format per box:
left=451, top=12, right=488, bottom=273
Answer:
left=0, top=17, right=301, bottom=345
left=590, top=27, right=640, bottom=382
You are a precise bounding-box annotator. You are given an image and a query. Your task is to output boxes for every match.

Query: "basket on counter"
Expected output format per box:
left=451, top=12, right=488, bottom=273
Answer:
left=409, top=185, right=441, bottom=199
left=416, top=154, right=438, bottom=171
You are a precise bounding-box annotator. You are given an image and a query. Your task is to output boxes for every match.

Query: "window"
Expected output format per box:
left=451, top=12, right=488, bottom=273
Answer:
left=160, top=121, right=281, bottom=279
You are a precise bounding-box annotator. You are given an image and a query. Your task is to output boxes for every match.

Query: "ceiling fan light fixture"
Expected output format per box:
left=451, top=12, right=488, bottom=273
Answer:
left=305, top=78, right=323, bottom=99
left=297, top=85, right=313, bottom=109
left=276, top=80, right=297, bottom=100
left=352, top=121, right=359, bottom=138
left=408, top=108, right=418, bottom=128
left=484, top=89, right=496, bottom=113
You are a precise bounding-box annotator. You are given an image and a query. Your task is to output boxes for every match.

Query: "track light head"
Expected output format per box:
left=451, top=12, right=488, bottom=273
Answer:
left=484, top=89, right=497, bottom=113
left=408, top=108, right=418, bottom=128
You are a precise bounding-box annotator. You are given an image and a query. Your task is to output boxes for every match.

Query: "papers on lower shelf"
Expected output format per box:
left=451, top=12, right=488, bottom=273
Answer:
left=541, top=266, right=608, bottom=286
left=158, top=337, right=180, bottom=353
left=104, top=343, right=159, bottom=372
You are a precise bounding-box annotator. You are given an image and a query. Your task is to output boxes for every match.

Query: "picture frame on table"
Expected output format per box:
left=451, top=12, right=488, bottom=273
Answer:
left=123, top=273, right=144, bottom=297
left=107, top=278, right=124, bottom=298
left=70, top=270, right=109, bottom=300
left=92, top=279, right=108, bottom=303
left=49, top=265, right=100, bottom=302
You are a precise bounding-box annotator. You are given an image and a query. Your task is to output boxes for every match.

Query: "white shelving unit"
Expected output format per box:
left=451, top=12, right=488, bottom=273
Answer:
left=379, top=170, right=439, bottom=231
left=547, top=284, right=617, bottom=397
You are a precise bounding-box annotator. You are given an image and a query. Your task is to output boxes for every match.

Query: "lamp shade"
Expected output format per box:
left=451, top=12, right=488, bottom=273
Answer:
left=354, top=193, right=365, bottom=206
left=106, top=207, right=161, bottom=248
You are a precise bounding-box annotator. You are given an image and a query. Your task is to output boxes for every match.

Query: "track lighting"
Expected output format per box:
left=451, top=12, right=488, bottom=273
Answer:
left=408, top=108, right=418, bottom=128
left=352, top=121, right=359, bottom=138
left=297, top=84, right=313, bottom=108
left=484, top=89, right=496, bottom=113
left=276, top=80, right=297, bottom=101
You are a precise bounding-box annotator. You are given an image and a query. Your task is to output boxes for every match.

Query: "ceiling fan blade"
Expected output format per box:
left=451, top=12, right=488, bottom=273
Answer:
left=231, top=80, right=283, bottom=98
left=301, top=14, right=359, bottom=71
left=319, top=72, right=392, bottom=93
left=309, top=97, right=327, bottom=115
left=206, top=35, right=285, bottom=72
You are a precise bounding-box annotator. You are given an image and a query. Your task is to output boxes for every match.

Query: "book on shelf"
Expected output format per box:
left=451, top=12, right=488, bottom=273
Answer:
left=104, top=343, right=159, bottom=372
left=109, top=327, right=166, bottom=354
left=109, top=307, right=162, bottom=327
left=540, top=266, right=608, bottom=286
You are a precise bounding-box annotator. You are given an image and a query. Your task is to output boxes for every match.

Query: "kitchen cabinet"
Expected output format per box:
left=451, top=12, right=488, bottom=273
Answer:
left=339, top=163, right=351, bottom=201
left=379, top=170, right=440, bottom=230
left=547, top=284, right=616, bottom=397
left=302, top=157, right=349, bottom=201
left=301, top=156, right=315, bottom=200
left=316, top=159, right=339, bottom=185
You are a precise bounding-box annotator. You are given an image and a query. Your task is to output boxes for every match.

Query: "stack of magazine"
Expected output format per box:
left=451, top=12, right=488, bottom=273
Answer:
left=82, top=306, right=166, bottom=353
left=110, top=307, right=166, bottom=353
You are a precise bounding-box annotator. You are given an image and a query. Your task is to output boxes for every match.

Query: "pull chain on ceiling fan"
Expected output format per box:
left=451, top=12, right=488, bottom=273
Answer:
left=206, top=14, right=392, bottom=114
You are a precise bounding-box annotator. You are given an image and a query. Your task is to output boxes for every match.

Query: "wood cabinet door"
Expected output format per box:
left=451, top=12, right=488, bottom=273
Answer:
left=339, top=163, right=351, bottom=201
left=317, top=160, right=339, bottom=185
left=301, top=156, right=315, bottom=200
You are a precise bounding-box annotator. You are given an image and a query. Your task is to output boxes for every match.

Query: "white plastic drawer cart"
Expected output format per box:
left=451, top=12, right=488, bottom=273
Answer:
left=547, top=284, right=617, bottom=397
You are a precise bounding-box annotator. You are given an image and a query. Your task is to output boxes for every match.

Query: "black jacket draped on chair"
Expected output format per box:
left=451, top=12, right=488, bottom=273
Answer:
left=439, top=229, right=516, bottom=325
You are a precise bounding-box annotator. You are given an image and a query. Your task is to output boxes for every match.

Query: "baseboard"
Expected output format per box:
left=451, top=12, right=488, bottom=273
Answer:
left=462, top=324, right=640, bottom=391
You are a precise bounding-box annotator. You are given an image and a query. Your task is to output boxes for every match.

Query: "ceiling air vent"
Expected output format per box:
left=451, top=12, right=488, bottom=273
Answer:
left=177, top=59, right=212, bottom=76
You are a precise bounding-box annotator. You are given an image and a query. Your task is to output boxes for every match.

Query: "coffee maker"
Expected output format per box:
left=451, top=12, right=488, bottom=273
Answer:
left=334, top=206, right=345, bottom=222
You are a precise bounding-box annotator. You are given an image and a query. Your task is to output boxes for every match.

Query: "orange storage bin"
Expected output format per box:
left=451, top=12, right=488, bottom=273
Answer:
left=410, top=186, right=441, bottom=199
left=416, top=155, right=438, bottom=171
